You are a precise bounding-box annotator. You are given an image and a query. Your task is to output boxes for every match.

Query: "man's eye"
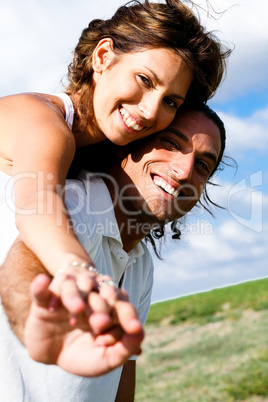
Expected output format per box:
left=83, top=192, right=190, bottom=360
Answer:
left=163, top=138, right=179, bottom=150
left=196, top=160, right=209, bottom=174
left=138, top=74, right=151, bottom=87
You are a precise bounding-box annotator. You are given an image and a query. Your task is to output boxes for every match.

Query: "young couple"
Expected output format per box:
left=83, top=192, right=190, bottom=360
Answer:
left=0, top=1, right=230, bottom=400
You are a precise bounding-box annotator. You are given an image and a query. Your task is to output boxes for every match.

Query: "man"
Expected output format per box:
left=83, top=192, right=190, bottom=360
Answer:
left=0, top=103, right=225, bottom=401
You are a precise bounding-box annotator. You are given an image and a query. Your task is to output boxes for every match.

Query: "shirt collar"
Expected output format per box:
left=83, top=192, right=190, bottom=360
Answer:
left=80, top=172, right=145, bottom=257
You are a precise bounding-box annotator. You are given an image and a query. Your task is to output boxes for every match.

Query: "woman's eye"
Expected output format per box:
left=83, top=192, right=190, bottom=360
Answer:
left=138, top=75, right=151, bottom=87
left=164, top=97, right=178, bottom=109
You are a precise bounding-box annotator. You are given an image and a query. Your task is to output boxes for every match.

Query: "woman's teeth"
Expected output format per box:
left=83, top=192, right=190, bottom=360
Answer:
left=153, top=176, right=179, bottom=198
left=120, top=108, right=143, bottom=131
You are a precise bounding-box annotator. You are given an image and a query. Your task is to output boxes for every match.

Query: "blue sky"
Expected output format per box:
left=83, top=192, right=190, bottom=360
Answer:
left=1, top=0, right=267, bottom=302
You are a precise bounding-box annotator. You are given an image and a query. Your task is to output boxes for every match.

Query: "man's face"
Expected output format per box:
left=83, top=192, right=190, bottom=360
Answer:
left=116, top=109, right=221, bottom=226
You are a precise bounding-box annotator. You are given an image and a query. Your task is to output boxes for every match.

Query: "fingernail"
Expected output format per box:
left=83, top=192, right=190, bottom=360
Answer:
left=69, top=314, right=78, bottom=326
left=48, top=295, right=59, bottom=312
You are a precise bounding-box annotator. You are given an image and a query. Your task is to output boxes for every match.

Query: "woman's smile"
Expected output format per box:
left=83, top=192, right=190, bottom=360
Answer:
left=92, top=45, right=193, bottom=146
left=119, top=107, right=144, bottom=131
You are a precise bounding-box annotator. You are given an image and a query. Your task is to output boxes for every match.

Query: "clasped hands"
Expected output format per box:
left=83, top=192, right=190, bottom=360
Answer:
left=24, top=265, right=144, bottom=377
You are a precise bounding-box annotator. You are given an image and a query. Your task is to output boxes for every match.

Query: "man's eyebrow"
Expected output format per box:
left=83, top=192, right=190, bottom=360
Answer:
left=166, top=128, right=189, bottom=142
left=166, top=128, right=218, bottom=165
left=202, top=151, right=218, bottom=165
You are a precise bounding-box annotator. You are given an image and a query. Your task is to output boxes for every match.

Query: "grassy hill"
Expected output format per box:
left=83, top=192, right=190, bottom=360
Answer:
left=135, top=278, right=268, bottom=401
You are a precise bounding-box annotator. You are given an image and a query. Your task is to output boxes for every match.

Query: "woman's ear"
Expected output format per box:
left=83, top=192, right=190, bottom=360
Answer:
left=92, top=38, right=115, bottom=73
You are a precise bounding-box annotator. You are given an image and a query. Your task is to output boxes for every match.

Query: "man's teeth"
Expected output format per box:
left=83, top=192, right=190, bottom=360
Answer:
left=120, top=108, right=143, bottom=131
left=153, top=176, right=179, bottom=198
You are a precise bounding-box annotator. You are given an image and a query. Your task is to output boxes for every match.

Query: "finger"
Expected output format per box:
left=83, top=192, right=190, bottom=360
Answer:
left=113, top=300, right=143, bottom=335
left=49, top=269, right=99, bottom=308
left=76, top=273, right=97, bottom=295
left=94, top=326, right=124, bottom=346
left=49, top=268, right=98, bottom=297
left=88, top=292, right=111, bottom=314
left=88, top=312, right=114, bottom=335
left=95, top=330, right=144, bottom=372
left=98, top=281, right=119, bottom=307
left=84, top=292, right=114, bottom=333
left=119, top=331, right=144, bottom=357
left=30, top=274, right=52, bottom=307
left=60, top=277, right=86, bottom=314
left=49, top=274, right=65, bottom=298
left=97, top=275, right=129, bottom=306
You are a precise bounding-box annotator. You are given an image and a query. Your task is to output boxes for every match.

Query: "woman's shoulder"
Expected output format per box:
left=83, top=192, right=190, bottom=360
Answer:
left=0, top=92, right=75, bottom=164
left=0, top=92, right=66, bottom=120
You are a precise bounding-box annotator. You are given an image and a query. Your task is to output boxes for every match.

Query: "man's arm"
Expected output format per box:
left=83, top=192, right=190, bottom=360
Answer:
left=0, top=237, right=48, bottom=340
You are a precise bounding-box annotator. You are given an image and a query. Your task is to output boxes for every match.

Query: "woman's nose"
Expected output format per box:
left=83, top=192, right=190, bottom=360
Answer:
left=138, top=95, right=162, bottom=121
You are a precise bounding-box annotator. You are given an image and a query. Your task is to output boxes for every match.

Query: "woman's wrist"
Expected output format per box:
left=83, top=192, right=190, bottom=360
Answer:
left=54, top=253, right=98, bottom=277
left=56, top=261, right=99, bottom=276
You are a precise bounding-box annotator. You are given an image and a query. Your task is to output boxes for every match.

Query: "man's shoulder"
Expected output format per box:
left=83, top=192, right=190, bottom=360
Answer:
left=133, top=240, right=154, bottom=277
left=139, top=241, right=152, bottom=260
left=65, top=175, right=112, bottom=218
left=64, top=176, right=119, bottom=249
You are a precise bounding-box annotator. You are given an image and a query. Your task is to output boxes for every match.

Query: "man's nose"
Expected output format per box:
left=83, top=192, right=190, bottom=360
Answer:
left=169, top=154, right=194, bottom=182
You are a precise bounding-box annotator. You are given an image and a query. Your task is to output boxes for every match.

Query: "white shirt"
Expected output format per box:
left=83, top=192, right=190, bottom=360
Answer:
left=0, top=175, right=154, bottom=402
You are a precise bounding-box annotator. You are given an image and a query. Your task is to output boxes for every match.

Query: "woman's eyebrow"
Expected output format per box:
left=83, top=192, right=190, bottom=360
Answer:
left=143, top=67, right=186, bottom=101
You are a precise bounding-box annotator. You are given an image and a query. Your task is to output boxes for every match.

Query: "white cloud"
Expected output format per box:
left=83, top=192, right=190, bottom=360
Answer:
left=201, top=0, right=268, bottom=101
left=0, top=0, right=124, bottom=95
left=1, top=0, right=267, bottom=103
left=151, top=220, right=268, bottom=302
left=217, top=108, right=268, bottom=153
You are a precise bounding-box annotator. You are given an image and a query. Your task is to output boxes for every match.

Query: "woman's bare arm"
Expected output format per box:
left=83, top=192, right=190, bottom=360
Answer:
left=0, top=94, right=93, bottom=279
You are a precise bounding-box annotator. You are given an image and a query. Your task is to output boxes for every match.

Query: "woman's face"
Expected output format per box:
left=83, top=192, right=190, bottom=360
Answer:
left=92, top=42, right=193, bottom=146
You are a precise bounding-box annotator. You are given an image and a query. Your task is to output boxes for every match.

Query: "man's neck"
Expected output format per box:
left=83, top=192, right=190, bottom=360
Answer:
left=113, top=206, right=149, bottom=253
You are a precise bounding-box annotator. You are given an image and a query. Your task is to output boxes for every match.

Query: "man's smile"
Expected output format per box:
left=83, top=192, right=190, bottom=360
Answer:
left=151, top=174, right=180, bottom=198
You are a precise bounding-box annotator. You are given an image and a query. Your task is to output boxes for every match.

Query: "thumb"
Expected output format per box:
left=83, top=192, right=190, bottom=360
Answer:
left=30, top=274, right=53, bottom=308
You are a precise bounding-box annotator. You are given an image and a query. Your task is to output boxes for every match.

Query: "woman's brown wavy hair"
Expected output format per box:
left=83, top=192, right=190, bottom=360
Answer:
left=66, top=0, right=231, bottom=130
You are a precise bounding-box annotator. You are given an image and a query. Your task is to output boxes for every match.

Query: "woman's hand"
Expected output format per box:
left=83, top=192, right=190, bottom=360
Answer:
left=24, top=273, right=144, bottom=377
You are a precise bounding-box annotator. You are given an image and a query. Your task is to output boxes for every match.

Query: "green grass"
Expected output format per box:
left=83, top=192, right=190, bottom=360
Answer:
left=136, top=278, right=268, bottom=402
left=223, top=351, right=268, bottom=400
left=146, top=278, right=268, bottom=325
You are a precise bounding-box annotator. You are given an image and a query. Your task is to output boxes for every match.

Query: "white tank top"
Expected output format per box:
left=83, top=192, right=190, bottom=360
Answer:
left=56, top=92, right=75, bottom=130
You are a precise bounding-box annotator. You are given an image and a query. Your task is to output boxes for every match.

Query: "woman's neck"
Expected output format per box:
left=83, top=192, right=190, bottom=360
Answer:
left=71, top=93, right=106, bottom=148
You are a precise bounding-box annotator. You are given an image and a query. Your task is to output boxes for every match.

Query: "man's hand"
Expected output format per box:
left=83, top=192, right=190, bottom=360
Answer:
left=24, top=273, right=144, bottom=377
